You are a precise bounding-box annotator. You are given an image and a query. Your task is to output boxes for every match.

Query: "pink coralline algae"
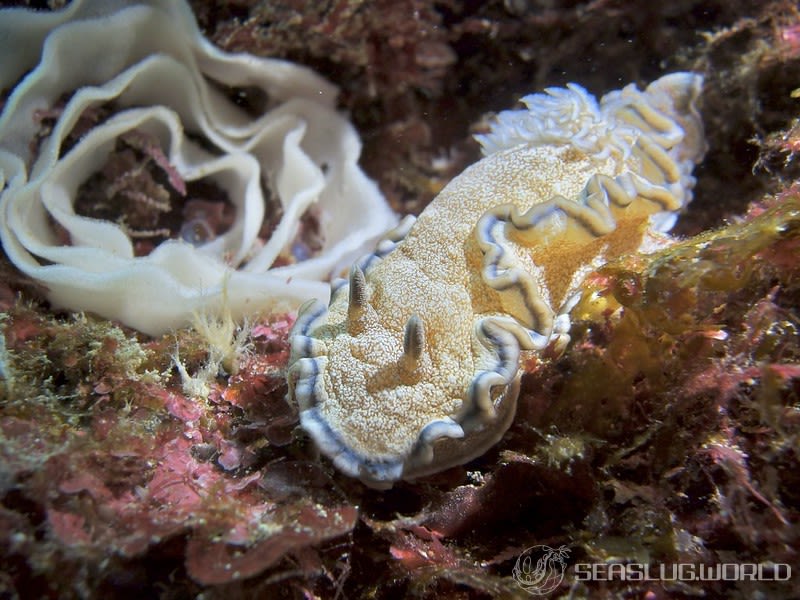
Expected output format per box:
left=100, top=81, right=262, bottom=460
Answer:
left=0, top=309, right=358, bottom=594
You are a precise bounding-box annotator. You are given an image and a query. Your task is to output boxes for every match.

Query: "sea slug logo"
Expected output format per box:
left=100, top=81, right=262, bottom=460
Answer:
left=512, top=544, right=571, bottom=595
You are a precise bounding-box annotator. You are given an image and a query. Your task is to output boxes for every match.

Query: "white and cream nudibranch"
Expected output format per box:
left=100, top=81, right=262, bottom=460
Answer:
left=288, top=73, right=706, bottom=488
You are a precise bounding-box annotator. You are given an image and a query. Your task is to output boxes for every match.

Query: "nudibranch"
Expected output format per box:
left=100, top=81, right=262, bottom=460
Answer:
left=288, top=73, right=706, bottom=488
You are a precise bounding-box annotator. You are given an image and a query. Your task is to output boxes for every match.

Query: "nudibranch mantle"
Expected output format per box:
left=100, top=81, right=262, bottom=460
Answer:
left=288, top=73, right=706, bottom=488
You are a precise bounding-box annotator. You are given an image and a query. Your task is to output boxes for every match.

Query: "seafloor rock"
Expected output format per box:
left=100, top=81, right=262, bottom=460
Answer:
left=0, top=0, right=799, bottom=598
left=0, top=186, right=797, bottom=598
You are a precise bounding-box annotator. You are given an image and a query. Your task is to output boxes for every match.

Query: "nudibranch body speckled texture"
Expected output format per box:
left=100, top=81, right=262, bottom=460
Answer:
left=288, top=73, right=706, bottom=488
